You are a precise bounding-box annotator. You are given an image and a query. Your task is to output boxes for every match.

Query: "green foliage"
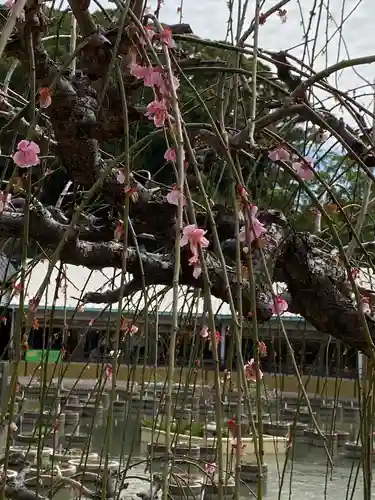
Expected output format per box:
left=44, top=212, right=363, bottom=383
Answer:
left=1, top=7, right=361, bottom=241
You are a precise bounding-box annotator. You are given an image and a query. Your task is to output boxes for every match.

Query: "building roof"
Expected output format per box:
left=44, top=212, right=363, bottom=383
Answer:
left=8, top=261, right=304, bottom=321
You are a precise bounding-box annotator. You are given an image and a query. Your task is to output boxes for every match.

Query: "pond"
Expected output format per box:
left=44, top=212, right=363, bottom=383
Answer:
left=63, top=412, right=372, bottom=500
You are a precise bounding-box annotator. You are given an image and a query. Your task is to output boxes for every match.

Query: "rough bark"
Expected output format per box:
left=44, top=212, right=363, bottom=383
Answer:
left=2, top=1, right=375, bottom=357
left=2, top=203, right=374, bottom=354
left=279, top=233, right=375, bottom=355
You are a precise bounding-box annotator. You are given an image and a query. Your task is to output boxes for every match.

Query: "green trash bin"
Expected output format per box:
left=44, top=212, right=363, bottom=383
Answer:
left=25, top=349, right=61, bottom=363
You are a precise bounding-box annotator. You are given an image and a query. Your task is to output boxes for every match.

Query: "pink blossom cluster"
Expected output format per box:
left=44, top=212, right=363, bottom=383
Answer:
left=0, top=191, right=11, bottom=214
left=270, top=295, right=288, bottom=315
left=3, top=0, right=14, bottom=9
left=200, top=326, right=222, bottom=350
left=268, top=145, right=316, bottom=181
left=180, top=224, right=209, bottom=279
left=166, top=183, right=186, bottom=207
left=239, top=204, right=266, bottom=249
left=13, top=140, right=40, bottom=168
left=120, top=317, right=139, bottom=335
left=139, top=25, right=175, bottom=49
left=128, top=26, right=177, bottom=129
left=244, top=358, right=263, bottom=382
left=164, top=149, right=190, bottom=206
left=359, top=296, right=371, bottom=315
left=235, top=185, right=266, bottom=252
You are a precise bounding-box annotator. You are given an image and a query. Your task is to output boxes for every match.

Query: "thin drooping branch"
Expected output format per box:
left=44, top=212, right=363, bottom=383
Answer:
left=0, top=207, right=286, bottom=320
left=3, top=201, right=375, bottom=353
left=83, top=278, right=142, bottom=304
left=270, top=52, right=375, bottom=168
left=290, top=54, right=375, bottom=100
left=238, top=0, right=291, bottom=46
left=2, top=0, right=375, bottom=362
left=230, top=52, right=375, bottom=169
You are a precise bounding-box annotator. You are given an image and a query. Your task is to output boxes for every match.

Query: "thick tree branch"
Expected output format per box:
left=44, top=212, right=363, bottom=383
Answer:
left=83, top=278, right=143, bottom=304
left=67, top=0, right=97, bottom=38
left=290, top=54, right=375, bottom=100
left=280, top=233, right=374, bottom=355
left=2, top=195, right=375, bottom=353
left=83, top=210, right=289, bottom=320
left=0, top=207, right=114, bottom=244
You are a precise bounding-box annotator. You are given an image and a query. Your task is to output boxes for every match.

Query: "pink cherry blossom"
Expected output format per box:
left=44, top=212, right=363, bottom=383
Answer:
left=114, top=221, right=124, bottom=241
left=230, top=438, right=246, bottom=455
left=164, top=147, right=176, bottom=162
left=292, top=156, right=315, bottom=181
left=166, top=184, right=186, bottom=206
left=159, top=27, right=175, bottom=48
left=270, top=295, right=288, bottom=315
left=124, top=185, right=138, bottom=203
left=239, top=204, right=266, bottom=245
left=145, top=99, right=168, bottom=127
left=12, top=282, right=22, bottom=295
left=237, top=184, right=249, bottom=203
left=351, top=267, right=360, bottom=281
left=360, top=297, right=371, bottom=315
left=128, top=63, right=164, bottom=89
left=105, top=363, right=113, bottom=379
left=192, top=262, right=202, bottom=279
left=139, top=25, right=155, bottom=46
left=129, top=325, right=138, bottom=335
left=159, top=74, right=180, bottom=97
left=128, top=62, right=179, bottom=98
left=208, top=331, right=221, bottom=351
left=204, top=462, right=217, bottom=474
left=28, top=297, right=38, bottom=313
left=200, top=326, right=209, bottom=339
left=3, top=0, right=14, bottom=9
left=128, top=63, right=151, bottom=80
left=39, top=87, right=52, bottom=109
left=116, top=169, right=126, bottom=184
left=188, top=253, right=201, bottom=275
left=0, top=191, right=11, bottom=214
left=181, top=224, right=209, bottom=279
left=120, top=317, right=138, bottom=335
left=143, top=67, right=164, bottom=88
left=13, top=140, right=40, bottom=168
left=244, top=358, right=263, bottom=382
left=181, top=224, right=209, bottom=259
left=268, top=146, right=290, bottom=162
left=258, top=340, right=267, bottom=356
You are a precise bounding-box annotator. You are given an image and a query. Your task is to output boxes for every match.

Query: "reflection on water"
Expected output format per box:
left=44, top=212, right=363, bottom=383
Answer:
left=15, top=404, right=375, bottom=500
left=59, top=412, right=372, bottom=500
